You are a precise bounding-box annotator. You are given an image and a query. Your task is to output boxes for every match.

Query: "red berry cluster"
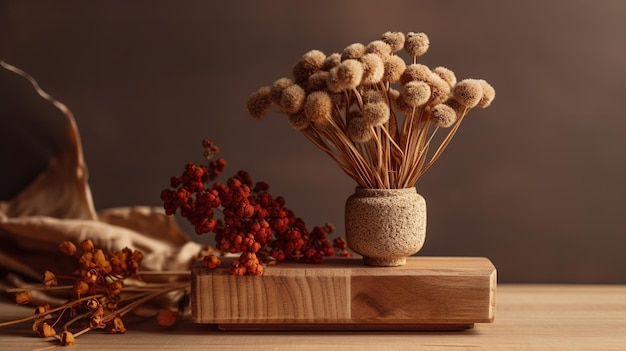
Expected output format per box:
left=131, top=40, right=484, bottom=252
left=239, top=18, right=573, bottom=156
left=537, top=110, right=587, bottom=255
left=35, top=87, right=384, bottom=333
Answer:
left=161, top=140, right=348, bottom=275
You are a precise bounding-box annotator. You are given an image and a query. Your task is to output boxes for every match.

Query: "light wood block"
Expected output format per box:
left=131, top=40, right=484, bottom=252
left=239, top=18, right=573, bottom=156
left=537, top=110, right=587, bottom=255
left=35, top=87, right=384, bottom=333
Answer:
left=191, top=256, right=496, bottom=330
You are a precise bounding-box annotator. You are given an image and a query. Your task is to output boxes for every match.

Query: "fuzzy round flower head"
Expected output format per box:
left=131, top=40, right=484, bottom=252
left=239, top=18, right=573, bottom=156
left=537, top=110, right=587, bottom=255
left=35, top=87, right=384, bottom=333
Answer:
left=304, top=90, right=333, bottom=125
left=381, top=31, right=405, bottom=52
left=362, top=101, right=390, bottom=127
left=382, top=55, right=406, bottom=83
left=341, top=43, right=366, bottom=61
left=400, top=64, right=432, bottom=85
left=426, top=73, right=451, bottom=105
left=453, top=79, right=484, bottom=108
left=293, top=50, right=326, bottom=83
left=444, top=97, right=467, bottom=117
left=346, top=115, right=372, bottom=143
left=327, top=59, right=364, bottom=92
left=401, top=80, right=431, bottom=107
left=476, top=79, right=496, bottom=107
left=365, top=40, right=392, bottom=58
left=433, top=66, right=457, bottom=88
left=246, top=86, right=272, bottom=119
left=392, top=90, right=413, bottom=115
left=431, top=103, right=458, bottom=127
left=279, top=84, right=306, bottom=114
left=360, top=53, right=385, bottom=85
left=404, top=32, right=430, bottom=58
left=361, top=89, right=384, bottom=104
left=322, top=52, right=342, bottom=70
left=288, top=111, right=310, bottom=131
left=305, top=71, right=329, bottom=92
left=270, top=77, right=294, bottom=103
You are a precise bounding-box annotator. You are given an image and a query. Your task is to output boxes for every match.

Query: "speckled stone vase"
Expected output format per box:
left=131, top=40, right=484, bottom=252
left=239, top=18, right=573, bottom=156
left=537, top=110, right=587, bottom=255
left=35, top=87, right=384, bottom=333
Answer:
left=345, top=187, right=426, bottom=267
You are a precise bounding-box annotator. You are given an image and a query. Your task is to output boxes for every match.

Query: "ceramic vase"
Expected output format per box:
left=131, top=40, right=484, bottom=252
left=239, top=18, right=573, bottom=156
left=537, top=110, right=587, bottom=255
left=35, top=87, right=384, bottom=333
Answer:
left=345, top=187, right=426, bottom=266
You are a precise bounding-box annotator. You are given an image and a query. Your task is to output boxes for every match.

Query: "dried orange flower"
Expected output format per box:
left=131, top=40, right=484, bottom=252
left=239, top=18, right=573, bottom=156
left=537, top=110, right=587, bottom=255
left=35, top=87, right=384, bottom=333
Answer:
left=15, top=290, right=32, bottom=305
left=202, top=254, right=221, bottom=269
left=156, top=308, right=178, bottom=327
left=37, top=322, right=56, bottom=338
left=34, top=303, right=50, bottom=316
left=59, top=241, right=77, bottom=256
left=43, top=270, right=57, bottom=287
left=106, top=280, right=123, bottom=296
left=81, top=239, right=95, bottom=253
left=109, top=317, right=127, bottom=334
left=60, top=331, right=75, bottom=346
left=73, top=280, right=89, bottom=297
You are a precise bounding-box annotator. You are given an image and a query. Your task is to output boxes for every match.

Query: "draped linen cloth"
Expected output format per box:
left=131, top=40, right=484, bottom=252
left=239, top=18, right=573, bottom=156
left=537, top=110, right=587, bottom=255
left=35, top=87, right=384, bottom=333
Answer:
left=0, top=61, right=202, bottom=286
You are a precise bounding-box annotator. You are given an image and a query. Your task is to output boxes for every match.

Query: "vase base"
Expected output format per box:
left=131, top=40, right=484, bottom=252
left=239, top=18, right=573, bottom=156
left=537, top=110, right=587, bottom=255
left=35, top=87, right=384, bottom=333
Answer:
left=363, top=256, right=406, bottom=267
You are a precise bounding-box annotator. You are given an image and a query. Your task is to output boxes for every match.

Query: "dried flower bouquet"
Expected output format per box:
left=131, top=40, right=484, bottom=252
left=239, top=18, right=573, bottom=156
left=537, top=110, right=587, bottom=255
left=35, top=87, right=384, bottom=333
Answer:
left=247, top=31, right=495, bottom=189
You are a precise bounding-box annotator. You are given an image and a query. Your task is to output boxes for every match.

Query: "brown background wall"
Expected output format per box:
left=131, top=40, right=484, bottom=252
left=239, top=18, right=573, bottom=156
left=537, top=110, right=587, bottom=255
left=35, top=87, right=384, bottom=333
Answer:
left=1, top=1, right=625, bottom=283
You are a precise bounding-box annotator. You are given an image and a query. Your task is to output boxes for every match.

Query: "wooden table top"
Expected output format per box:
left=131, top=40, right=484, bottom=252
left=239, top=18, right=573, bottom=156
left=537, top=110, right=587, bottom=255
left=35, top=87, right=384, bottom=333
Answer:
left=1, top=284, right=625, bottom=350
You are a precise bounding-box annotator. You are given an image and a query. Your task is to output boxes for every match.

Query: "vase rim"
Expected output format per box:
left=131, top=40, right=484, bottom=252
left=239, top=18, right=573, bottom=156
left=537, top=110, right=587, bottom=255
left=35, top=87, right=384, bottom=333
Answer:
left=354, top=186, right=417, bottom=195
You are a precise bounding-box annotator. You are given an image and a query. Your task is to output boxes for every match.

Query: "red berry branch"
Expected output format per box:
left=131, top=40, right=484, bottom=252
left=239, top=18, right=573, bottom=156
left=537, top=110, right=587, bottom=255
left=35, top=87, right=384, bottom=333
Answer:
left=160, top=140, right=350, bottom=276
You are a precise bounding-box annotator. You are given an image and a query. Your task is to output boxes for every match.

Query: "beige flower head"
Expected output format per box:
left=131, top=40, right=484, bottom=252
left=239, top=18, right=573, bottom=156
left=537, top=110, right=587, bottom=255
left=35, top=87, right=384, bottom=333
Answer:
left=293, top=50, right=326, bottom=83
left=365, top=40, right=392, bottom=58
left=360, top=53, right=385, bottom=85
left=382, top=55, right=406, bottom=83
left=444, top=97, right=466, bottom=117
left=392, top=88, right=413, bottom=115
left=431, top=103, right=458, bottom=127
left=362, top=101, right=390, bottom=127
left=400, top=64, right=432, bottom=85
left=288, top=111, right=310, bottom=131
left=433, top=66, right=457, bottom=88
left=304, top=90, right=333, bottom=125
left=346, top=115, right=372, bottom=143
left=323, top=53, right=342, bottom=70
left=381, top=31, right=405, bottom=52
left=327, top=59, right=364, bottom=92
left=476, top=79, right=496, bottom=108
left=280, top=84, right=306, bottom=114
left=404, top=32, right=430, bottom=58
left=453, top=79, right=484, bottom=108
left=361, top=89, right=384, bottom=104
left=246, top=86, right=272, bottom=119
left=270, top=77, right=294, bottom=103
left=305, top=71, right=329, bottom=92
left=426, top=73, right=451, bottom=105
left=401, top=81, right=431, bottom=108
left=341, top=43, right=366, bottom=61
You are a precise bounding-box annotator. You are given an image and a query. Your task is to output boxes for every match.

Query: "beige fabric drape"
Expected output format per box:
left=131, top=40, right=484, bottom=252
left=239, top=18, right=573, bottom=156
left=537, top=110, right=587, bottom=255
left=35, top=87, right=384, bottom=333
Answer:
left=0, top=61, right=202, bottom=283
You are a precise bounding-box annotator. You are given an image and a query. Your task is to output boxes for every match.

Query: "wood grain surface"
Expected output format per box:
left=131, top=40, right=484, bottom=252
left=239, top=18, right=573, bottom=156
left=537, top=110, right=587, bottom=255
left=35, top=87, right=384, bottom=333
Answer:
left=191, top=257, right=496, bottom=329
left=1, top=285, right=625, bottom=350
